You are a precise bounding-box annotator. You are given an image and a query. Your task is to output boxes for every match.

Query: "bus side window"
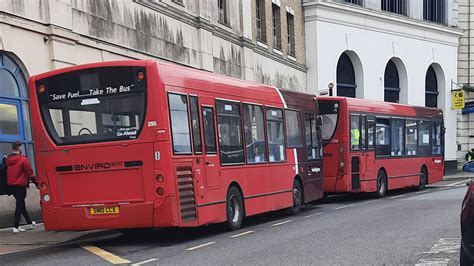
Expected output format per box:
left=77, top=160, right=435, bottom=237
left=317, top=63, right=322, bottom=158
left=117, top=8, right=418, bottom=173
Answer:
left=216, top=101, right=245, bottom=165
left=367, top=120, right=375, bottom=150
left=304, top=113, right=320, bottom=161
left=202, top=107, right=217, bottom=154
left=361, top=116, right=367, bottom=151
left=168, top=93, right=192, bottom=154
left=418, top=120, right=431, bottom=156
left=375, top=118, right=390, bottom=156
left=391, top=119, right=405, bottom=156
left=267, top=108, right=286, bottom=162
left=350, top=115, right=360, bottom=151
left=243, top=104, right=267, bottom=163
left=405, top=120, right=418, bottom=156
left=432, top=122, right=442, bottom=155
left=285, top=110, right=303, bottom=148
left=189, top=96, right=202, bottom=154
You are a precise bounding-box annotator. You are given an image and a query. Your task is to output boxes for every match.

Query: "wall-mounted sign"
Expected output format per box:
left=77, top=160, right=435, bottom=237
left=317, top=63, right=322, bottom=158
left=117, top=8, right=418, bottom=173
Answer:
left=452, top=89, right=465, bottom=110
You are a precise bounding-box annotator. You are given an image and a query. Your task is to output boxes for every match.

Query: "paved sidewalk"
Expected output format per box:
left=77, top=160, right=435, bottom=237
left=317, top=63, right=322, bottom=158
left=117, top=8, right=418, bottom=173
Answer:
left=0, top=223, right=116, bottom=256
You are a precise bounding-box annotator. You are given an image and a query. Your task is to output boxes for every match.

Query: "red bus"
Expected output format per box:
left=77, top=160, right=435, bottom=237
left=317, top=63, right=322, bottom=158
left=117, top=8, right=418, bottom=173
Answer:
left=319, top=97, right=444, bottom=197
left=28, top=60, right=324, bottom=231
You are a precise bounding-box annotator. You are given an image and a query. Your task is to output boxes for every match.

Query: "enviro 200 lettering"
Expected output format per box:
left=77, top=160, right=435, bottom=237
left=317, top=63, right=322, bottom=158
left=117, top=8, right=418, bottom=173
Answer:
left=73, top=162, right=123, bottom=171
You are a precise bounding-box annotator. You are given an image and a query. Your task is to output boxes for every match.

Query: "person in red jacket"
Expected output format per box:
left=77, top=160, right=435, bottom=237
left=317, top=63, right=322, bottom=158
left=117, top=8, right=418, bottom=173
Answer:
left=4, top=141, right=38, bottom=233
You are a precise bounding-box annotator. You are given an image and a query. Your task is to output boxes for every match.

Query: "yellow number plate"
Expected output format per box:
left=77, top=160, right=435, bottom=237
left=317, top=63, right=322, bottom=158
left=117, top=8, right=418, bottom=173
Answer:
left=90, top=206, right=119, bottom=215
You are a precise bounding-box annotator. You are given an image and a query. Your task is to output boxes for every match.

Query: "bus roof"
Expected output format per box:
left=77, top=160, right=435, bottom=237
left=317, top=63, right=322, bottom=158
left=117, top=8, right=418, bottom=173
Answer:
left=318, top=96, right=443, bottom=119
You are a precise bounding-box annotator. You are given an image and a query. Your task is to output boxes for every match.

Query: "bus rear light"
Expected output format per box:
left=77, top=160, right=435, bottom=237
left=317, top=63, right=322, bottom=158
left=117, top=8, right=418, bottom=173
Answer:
left=136, top=71, right=145, bottom=81
left=339, top=160, right=345, bottom=169
left=43, top=194, right=51, bottom=202
left=156, top=187, right=164, bottom=196
left=156, top=175, right=164, bottom=183
left=40, top=182, right=48, bottom=190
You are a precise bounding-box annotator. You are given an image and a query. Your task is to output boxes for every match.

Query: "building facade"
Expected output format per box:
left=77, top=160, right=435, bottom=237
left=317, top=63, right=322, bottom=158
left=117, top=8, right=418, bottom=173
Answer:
left=304, top=0, right=462, bottom=173
left=0, top=0, right=307, bottom=227
left=457, top=0, right=474, bottom=168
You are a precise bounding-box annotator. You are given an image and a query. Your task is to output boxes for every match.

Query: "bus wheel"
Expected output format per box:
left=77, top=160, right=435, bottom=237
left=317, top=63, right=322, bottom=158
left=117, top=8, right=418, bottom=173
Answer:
left=417, top=167, right=428, bottom=190
left=226, top=186, right=244, bottom=231
left=290, top=180, right=303, bottom=215
left=375, top=171, right=387, bottom=198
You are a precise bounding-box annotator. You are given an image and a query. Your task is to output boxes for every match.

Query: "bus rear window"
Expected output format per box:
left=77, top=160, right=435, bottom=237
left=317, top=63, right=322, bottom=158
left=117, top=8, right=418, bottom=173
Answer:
left=319, top=100, right=340, bottom=141
left=36, top=66, right=147, bottom=145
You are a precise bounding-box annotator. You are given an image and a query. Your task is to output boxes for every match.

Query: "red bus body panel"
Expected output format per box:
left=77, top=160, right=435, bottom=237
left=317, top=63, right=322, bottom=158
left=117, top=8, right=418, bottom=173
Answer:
left=320, top=97, right=444, bottom=194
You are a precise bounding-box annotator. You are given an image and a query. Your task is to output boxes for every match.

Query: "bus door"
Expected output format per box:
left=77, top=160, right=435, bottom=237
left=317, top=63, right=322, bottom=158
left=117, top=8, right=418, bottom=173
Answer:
left=363, top=117, right=376, bottom=182
left=200, top=100, right=221, bottom=189
left=349, top=114, right=362, bottom=190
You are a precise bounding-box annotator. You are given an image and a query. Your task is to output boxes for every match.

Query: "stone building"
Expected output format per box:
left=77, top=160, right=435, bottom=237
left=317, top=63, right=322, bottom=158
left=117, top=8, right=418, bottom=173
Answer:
left=0, top=0, right=307, bottom=227
left=304, top=0, right=463, bottom=173
left=457, top=0, right=474, bottom=168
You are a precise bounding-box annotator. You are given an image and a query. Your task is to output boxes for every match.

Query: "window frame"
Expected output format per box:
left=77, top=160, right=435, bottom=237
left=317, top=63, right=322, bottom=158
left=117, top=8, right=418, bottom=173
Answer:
left=266, top=106, right=287, bottom=163
left=285, top=109, right=303, bottom=148
left=243, top=103, right=268, bottom=165
left=286, top=12, right=295, bottom=56
left=271, top=3, right=281, bottom=50
left=256, top=0, right=266, bottom=43
left=218, top=0, right=228, bottom=25
left=168, top=92, right=193, bottom=155
left=216, top=99, right=245, bottom=166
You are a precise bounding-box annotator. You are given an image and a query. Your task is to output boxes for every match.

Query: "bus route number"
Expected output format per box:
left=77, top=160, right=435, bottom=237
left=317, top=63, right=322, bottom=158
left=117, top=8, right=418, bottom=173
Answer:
left=148, top=121, right=157, bottom=127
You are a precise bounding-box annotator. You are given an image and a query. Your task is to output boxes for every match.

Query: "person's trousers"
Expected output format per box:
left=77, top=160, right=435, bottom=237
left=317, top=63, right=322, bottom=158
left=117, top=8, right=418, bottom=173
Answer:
left=11, top=186, right=32, bottom=228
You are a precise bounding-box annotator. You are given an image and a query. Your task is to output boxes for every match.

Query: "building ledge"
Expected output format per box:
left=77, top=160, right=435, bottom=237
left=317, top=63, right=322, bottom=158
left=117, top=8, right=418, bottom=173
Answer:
left=304, top=1, right=464, bottom=40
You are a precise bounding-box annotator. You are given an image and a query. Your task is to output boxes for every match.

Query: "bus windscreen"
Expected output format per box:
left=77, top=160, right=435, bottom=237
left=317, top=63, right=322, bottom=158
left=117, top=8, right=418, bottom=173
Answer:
left=35, top=66, right=147, bottom=145
left=319, top=100, right=339, bottom=141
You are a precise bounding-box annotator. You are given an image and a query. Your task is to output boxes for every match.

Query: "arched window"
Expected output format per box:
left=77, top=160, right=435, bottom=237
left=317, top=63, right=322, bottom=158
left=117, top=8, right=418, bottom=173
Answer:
left=0, top=54, right=33, bottom=166
left=384, top=60, right=400, bottom=103
left=336, top=53, right=356, bottom=98
left=425, top=66, right=438, bottom=108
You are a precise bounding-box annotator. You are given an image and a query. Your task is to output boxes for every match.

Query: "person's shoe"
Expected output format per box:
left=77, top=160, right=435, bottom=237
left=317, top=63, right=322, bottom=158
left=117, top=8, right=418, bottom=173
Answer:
left=24, top=221, right=36, bottom=230
left=13, top=227, right=26, bottom=234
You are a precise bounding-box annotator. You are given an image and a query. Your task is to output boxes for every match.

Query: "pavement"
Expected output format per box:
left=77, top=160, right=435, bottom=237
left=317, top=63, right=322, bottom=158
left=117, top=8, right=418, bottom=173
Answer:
left=0, top=179, right=467, bottom=265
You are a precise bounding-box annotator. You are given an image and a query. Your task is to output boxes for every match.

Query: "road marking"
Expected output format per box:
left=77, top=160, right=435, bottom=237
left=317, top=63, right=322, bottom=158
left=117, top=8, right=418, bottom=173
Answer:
left=131, top=258, right=159, bottom=266
left=422, top=238, right=460, bottom=254
left=305, top=212, right=322, bottom=218
left=456, top=184, right=467, bottom=188
left=440, top=187, right=451, bottom=190
left=271, top=220, right=293, bottom=227
left=361, top=199, right=380, bottom=204
left=335, top=204, right=353, bottom=210
left=230, top=230, right=255, bottom=238
left=446, top=180, right=466, bottom=187
left=415, top=258, right=450, bottom=265
left=415, top=190, right=429, bottom=194
left=389, top=195, right=406, bottom=199
left=81, top=245, right=130, bottom=264
left=185, top=242, right=216, bottom=251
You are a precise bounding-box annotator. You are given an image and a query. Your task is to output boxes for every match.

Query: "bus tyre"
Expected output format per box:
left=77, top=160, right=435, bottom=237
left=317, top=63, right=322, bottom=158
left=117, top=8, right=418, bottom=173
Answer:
left=290, top=180, right=303, bottom=215
left=226, top=186, right=244, bottom=231
left=375, top=171, right=387, bottom=198
left=460, top=242, right=473, bottom=266
left=417, top=168, right=428, bottom=191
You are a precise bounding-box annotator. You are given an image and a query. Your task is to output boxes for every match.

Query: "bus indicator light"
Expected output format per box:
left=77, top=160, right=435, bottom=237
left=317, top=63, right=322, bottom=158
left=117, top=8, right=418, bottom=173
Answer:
left=38, top=84, right=46, bottom=93
left=40, top=182, right=48, bottom=190
left=43, top=194, right=51, bottom=202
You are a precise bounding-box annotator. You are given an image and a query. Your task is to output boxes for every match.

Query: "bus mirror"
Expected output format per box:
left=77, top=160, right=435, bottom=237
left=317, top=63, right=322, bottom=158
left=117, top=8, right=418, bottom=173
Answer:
left=317, top=116, right=324, bottom=126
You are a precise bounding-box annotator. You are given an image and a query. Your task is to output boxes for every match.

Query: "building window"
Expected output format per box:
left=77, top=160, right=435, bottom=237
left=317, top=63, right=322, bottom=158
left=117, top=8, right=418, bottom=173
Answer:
left=256, top=0, right=266, bottom=42
left=381, top=0, right=407, bottom=15
left=172, top=0, right=184, bottom=5
left=272, top=4, right=281, bottom=50
left=243, top=104, right=267, bottom=163
left=423, top=0, right=446, bottom=24
left=336, top=53, right=356, bottom=98
left=218, top=0, right=228, bottom=24
left=216, top=101, right=244, bottom=165
left=0, top=54, right=33, bottom=167
left=287, top=12, right=295, bottom=56
left=384, top=60, right=400, bottom=103
left=425, top=66, right=438, bottom=108
left=344, top=0, right=364, bottom=6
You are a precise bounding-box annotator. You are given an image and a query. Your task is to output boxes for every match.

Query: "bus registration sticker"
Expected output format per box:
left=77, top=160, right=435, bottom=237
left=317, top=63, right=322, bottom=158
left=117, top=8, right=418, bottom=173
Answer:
left=90, top=206, right=119, bottom=215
